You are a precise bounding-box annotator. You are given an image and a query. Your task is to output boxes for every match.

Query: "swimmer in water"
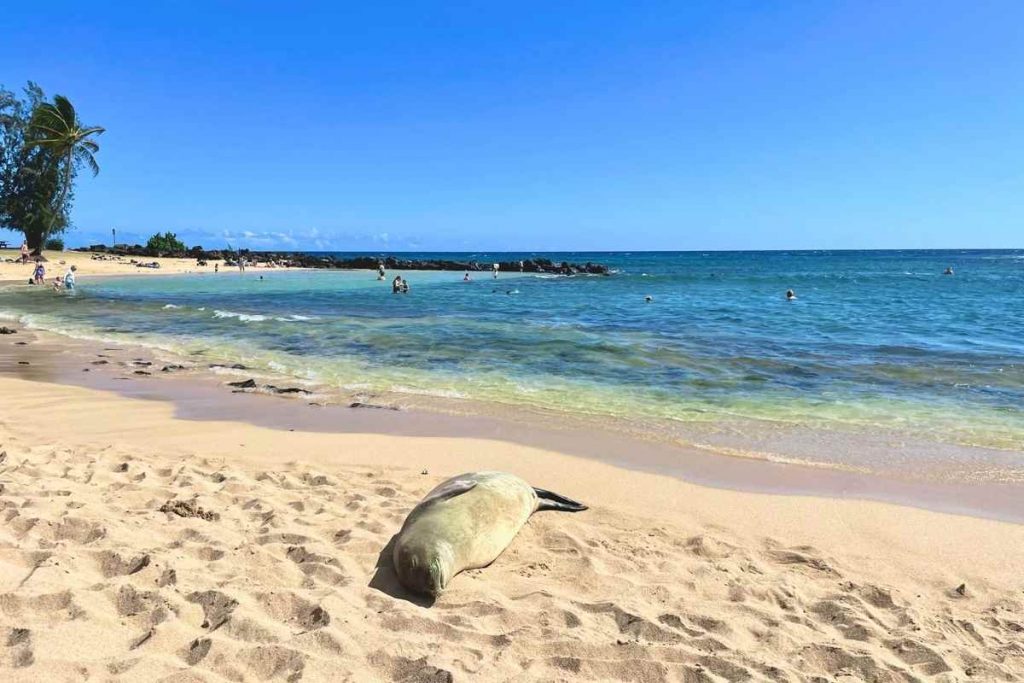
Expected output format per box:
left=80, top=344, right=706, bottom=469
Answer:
left=463, top=272, right=471, bottom=282
left=786, top=289, right=796, bottom=300
left=645, top=295, right=653, bottom=303
left=943, top=266, right=954, bottom=275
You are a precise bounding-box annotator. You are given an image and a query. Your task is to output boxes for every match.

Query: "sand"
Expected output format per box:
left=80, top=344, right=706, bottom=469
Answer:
left=1, top=363, right=1023, bottom=682
left=0, top=248, right=259, bottom=283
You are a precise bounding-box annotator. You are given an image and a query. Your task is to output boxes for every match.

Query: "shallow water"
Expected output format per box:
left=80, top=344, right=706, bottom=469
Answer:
left=3, top=250, right=1024, bottom=454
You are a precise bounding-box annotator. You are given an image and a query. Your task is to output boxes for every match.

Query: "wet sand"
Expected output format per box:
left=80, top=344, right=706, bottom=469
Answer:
left=3, top=325, right=1023, bottom=524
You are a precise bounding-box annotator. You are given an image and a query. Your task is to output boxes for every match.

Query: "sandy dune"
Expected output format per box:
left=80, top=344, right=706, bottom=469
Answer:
left=1, top=375, right=1023, bottom=681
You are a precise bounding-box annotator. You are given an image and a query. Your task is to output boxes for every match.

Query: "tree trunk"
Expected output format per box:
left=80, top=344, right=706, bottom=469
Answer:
left=25, top=231, right=42, bottom=257
left=35, top=147, right=72, bottom=255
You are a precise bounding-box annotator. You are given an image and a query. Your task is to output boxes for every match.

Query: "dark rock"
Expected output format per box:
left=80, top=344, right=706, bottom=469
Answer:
left=265, top=385, right=312, bottom=395
left=227, top=379, right=257, bottom=389
left=74, top=245, right=611, bottom=275
left=161, top=364, right=186, bottom=372
left=210, top=363, right=248, bottom=370
left=134, top=370, right=152, bottom=376
left=92, top=360, right=109, bottom=365
left=17, top=361, right=29, bottom=365
left=0, top=327, right=16, bottom=334
left=350, top=402, right=400, bottom=411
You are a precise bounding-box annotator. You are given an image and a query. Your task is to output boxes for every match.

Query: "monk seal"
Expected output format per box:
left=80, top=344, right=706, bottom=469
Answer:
left=393, top=471, right=587, bottom=597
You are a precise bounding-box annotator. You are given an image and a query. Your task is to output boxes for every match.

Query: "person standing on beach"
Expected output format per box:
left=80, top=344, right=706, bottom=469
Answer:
left=492, top=263, right=499, bottom=279
left=32, top=261, right=45, bottom=284
left=20, top=241, right=29, bottom=264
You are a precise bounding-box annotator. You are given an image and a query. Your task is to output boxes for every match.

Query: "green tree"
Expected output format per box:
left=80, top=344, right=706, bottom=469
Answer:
left=26, top=94, right=104, bottom=254
left=0, top=82, right=64, bottom=251
left=146, top=231, right=187, bottom=255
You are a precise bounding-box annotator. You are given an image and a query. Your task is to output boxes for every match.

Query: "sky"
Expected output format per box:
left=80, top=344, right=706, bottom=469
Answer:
left=1, top=1, right=1022, bottom=251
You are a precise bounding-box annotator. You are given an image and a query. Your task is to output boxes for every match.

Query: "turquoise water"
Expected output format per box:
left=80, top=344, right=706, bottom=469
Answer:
left=3, top=250, right=1024, bottom=449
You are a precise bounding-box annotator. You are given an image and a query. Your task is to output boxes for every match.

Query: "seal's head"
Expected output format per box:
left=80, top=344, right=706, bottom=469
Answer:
left=394, top=540, right=455, bottom=597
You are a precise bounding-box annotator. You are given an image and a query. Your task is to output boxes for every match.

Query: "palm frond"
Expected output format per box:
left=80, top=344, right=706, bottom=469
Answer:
left=76, top=148, right=100, bottom=176
left=52, top=95, right=74, bottom=128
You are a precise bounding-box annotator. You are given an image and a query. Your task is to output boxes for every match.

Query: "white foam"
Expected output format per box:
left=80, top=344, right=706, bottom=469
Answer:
left=162, top=304, right=181, bottom=309
left=213, top=310, right=268, bottom=322
left=267, top=361, right=289, bottom=373
left=390, top=385, right=468, bottom=399
left=273, top=314, right=317, bottom=322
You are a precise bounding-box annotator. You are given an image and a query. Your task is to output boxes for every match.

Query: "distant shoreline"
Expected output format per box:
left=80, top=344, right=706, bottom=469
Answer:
left=73, top=245, right=613, bottom=275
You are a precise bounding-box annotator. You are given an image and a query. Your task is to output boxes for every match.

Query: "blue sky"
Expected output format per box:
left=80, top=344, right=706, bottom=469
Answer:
left=2, top=1, right=1022, bottom=251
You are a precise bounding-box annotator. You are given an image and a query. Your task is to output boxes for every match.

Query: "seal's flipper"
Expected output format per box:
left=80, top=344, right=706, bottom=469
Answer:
left=421, top=478, right=478, bottom=506
left=534, top=487, right=588, bottom=512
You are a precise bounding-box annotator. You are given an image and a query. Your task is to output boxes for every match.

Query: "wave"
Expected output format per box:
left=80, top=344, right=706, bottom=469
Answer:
left=274, top=314, right=317, bottom=322
left=389, top=385, right=468, bottom=399
left=163, top=304, right=181, bottom=309
left=212, top=310, right=315, bottom=323
left=213, top=310, right=268, bottom=322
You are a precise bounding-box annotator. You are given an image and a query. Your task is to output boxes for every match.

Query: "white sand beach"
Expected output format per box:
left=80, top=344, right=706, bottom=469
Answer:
left=1, top=362, right=1022, bottom=681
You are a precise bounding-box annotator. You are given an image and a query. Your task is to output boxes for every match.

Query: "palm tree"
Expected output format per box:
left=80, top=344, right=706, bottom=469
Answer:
left=26, top=95, right=103, bottom=253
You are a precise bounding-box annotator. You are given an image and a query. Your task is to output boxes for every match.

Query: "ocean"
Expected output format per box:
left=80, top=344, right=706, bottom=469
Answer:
left=3, top=249, right=1024, bottom=461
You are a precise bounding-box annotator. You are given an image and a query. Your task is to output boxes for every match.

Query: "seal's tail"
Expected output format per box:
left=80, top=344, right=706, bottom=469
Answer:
left=534, top=487, right=588, bottom=512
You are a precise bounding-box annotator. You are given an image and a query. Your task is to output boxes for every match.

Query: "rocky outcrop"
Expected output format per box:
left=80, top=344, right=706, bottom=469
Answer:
left=75, top=245, right=610, bottom=275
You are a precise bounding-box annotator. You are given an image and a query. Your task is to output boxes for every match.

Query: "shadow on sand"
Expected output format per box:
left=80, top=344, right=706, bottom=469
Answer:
left=369, top=535, right=435, bottom=608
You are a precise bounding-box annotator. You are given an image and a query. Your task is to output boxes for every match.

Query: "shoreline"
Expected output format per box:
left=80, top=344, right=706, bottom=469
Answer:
left=3, top=247, right=1023, bottom=523
left=3, top=322, right=1023, bottom=524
